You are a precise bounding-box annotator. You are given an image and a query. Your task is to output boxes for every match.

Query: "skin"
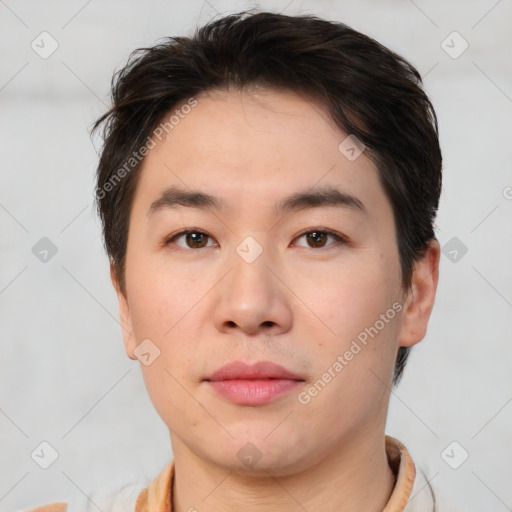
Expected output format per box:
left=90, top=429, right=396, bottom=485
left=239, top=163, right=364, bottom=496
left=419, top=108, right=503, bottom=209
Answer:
left=113, top=88, right=440, bottom=512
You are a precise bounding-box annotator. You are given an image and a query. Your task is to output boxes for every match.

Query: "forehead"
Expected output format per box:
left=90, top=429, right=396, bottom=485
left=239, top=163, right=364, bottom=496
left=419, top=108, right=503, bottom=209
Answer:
left=134, top=87, right=387, bottom=216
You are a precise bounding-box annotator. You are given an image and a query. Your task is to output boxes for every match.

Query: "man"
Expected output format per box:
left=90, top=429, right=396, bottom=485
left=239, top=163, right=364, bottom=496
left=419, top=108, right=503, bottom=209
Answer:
left=25, top=10, right=441, bottom=512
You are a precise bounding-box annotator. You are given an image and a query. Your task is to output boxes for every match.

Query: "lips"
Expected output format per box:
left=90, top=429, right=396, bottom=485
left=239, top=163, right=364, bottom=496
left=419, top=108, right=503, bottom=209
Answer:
left=205, top=360, right=304, bottom=382
left=204, top=361, right=305, bottom=406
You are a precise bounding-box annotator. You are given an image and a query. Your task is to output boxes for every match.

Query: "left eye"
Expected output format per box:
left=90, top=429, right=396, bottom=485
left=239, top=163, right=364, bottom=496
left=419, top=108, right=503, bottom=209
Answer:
left=293, top=230, right=346, bottom=248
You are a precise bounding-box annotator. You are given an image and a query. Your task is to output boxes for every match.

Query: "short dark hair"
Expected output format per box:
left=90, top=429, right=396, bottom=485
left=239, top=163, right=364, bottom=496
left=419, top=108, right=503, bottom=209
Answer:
left=93, top=11, right=442, bottom=385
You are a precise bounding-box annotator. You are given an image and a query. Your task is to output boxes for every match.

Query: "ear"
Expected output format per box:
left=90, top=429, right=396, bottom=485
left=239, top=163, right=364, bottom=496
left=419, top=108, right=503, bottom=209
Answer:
left=110, top=262, right=137, bottom=360
left=398, top=239, right=440, bottom=348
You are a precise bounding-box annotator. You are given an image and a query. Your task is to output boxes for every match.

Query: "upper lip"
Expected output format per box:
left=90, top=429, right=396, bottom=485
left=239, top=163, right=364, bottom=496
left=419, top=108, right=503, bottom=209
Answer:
left=205, top=361, right=304, bottom=381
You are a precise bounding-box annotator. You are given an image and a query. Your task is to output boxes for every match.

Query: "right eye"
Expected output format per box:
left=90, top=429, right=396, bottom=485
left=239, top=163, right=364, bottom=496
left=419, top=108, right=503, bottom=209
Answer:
left=163, top=229, right=217, bottom=249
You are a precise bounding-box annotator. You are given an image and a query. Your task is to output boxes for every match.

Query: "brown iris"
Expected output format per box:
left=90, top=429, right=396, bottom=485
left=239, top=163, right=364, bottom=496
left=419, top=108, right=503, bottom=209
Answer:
left=186, top=232, right=209, bottom=248
left=306, top=231, right=328, bottom=248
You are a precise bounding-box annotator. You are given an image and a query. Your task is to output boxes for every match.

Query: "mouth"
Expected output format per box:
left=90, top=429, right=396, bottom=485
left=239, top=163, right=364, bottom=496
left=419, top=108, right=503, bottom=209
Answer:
left=206, top=360, right=304, bottom=381
left=204, top=360, right=305, bottom=406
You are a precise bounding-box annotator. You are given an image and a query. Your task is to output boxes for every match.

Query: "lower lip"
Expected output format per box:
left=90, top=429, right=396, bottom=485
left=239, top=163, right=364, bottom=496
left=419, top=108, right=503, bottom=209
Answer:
left=206, top=379, right=303, bottom=405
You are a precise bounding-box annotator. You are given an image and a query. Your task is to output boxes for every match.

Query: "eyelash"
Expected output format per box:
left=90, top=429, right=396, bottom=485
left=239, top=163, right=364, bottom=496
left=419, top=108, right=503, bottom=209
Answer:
left=162, top=228, right=347, bottom=250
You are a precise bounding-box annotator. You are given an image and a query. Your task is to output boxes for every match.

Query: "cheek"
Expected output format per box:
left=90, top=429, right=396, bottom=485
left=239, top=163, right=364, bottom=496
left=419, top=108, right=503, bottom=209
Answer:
left=126, top=265, right=207, bottom=392
left=291, top=256, right=400, bottom=341
left=295, top=268, right=401, bottom=432
left=127, top=273, right=201, bottom=426
left=291, top=252, right=403, bottom=415
left=127, top=262, right=200, bottom=339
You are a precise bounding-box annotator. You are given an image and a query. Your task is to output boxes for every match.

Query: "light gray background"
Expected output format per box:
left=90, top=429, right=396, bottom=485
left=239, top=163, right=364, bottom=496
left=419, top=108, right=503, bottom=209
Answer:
left=1, top=0, right=511, bottom=511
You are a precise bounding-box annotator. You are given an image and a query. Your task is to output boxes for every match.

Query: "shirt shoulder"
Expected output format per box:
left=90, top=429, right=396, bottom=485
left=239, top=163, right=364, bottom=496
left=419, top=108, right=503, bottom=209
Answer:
left=12, top=465, right=168, bottom=512
left=20, top=503, right=67, bottom=512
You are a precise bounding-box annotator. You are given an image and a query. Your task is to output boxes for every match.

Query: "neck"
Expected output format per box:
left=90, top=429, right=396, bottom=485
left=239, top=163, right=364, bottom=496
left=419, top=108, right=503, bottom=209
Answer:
left=171, top=430, right=396, bottom=512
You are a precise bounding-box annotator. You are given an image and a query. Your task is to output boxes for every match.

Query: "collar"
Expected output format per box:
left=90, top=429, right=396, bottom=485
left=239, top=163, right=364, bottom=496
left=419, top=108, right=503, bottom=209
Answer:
left=135, top=436, right=434, bottom=512
left=384, top=437, right=435, bottom=511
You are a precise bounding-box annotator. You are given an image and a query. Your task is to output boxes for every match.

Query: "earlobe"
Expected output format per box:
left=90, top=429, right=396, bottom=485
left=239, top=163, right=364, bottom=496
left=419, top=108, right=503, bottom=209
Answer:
left=398, top=239, right=440, bottom=348
left=110, top=262, right=137, bottom=360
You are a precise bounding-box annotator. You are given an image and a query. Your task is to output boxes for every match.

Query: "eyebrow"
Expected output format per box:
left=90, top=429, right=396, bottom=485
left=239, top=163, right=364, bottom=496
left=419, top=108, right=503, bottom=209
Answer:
left=147, top=185, right=366, bottom=217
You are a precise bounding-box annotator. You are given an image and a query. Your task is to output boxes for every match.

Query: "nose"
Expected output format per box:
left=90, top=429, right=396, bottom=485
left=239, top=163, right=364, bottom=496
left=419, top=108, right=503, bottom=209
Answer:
left=212, top=246, right=293, bottom=337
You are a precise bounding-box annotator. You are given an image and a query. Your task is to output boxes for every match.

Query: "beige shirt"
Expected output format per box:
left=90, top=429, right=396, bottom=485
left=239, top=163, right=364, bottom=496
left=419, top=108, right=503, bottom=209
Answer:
left=22, top=436, right=435, bottom=512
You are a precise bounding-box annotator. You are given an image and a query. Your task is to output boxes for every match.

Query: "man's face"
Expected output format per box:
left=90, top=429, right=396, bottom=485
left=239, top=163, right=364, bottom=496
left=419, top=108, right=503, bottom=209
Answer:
left=117, top=88, right=413, bottom=474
